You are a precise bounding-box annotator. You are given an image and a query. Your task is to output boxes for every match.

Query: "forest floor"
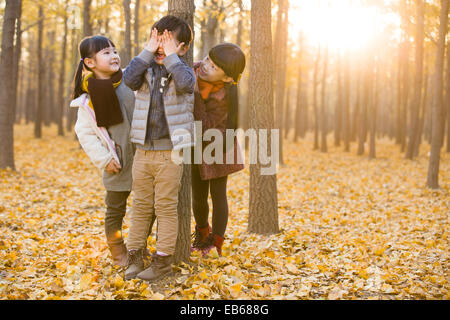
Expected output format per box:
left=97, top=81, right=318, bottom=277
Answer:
left=0, top=124, right=449, bottom=300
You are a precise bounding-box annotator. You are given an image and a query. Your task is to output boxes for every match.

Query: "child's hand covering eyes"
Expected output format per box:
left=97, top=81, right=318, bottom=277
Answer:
left=162, top=30, right=185, bottom=57
left=145, top=28, right=161, bottom=53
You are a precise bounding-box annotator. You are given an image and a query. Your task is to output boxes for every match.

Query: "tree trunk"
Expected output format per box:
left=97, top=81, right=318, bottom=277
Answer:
left=358, top=55, right=370, bottom=156
left=343, top=49, right=351, bottom=152
left=284, top=87, right=290, bottom=139
left=66, top=27, right=79, bottom=133
left=236, top=0, right=243, bottom=48
left=414, top=58, right=429, bottom=158
left=122, top=0, right=132, bottom=66
left=44, top=30, right=56, bottom=127
left=34, top=4, right=44, bottom=138
left=200, top=0, right=219, bottom=59
left=134, top=0, right=140, bottom=57
left=335, top=49, right=343, bottom=147
left=313, top=45, right=321, bottom=150
left=399, top=0, right=410, bottom=152
left=12, top=0, right=22, bottom=126
left=83, top=0, right=93, bottom=37
left=406, top=0, right=424, bottom=160
left=248, top=0, right=279, bottom=235
left=369, top=55, right=377, bottom=159
left=320, top=45, right=328, bottom=153
left=57, top=3, right=68, bottom=136
left=294, top=32, right=303, bottom=142
left=352, top=68, right=361, bottom=143
left=168, top=0, right=195, bottom=264
left=446, top=43, right=450, bottom=153
left=427, top=0, right=449, bottom=189
left=274, top=0, right=288, bottom=165
left=0, top=0, right=21, bottom=169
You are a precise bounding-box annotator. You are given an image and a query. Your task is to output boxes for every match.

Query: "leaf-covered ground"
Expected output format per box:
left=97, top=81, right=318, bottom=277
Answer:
left=0, top=124, right=448, bottom=300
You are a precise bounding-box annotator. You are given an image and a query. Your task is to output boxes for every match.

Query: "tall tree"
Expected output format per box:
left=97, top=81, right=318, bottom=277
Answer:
left=34, top=4, right=44, bottom=139
left=320, top=45, right=328, bottom=153
left=343, top=49, right=351, bottom=152
left=57, top=1, right=69, bottom=136
left=313, top=45, right=321, bottom=150
left=248, top=0, right=279, bottom=235
left=122, top=0, right=132, bottom=66
left=427, top=0, right=449, bottom=189
left=358, top=51, right=370, bottom=156
left=11, top=0, right=22, bottom=126
left=369, top=54, right=377, bottom=159
left=335, top=49, right=343, bottom=147
left=294, top=32, right=305, bottom=142
left=199, top=0, right=219, bottom=60
left=168, top=0, right=195, bottom=264
left=134, top=0, right=141, bottom=57
left=0, top=0, right=21, bottom=169
left=83, top=0, right=93, bottom=36
left=446, top=43, right=450, bottom=153
left=406, top=0, right=425, bottom=160
left=274, top=0, right=288, bottom=164
left=397, top=0, right=410, bottom=152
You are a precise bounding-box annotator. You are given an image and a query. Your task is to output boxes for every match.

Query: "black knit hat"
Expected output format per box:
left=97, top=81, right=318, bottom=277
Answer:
left=209, top=43, right=246, bottom=84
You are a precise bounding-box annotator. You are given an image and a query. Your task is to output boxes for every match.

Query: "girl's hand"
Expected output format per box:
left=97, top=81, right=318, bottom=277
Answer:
left=162, top=30, right=185, bottom=56
left=105, top=159, right=121, bottom=174
left=144, top=28, right=161, bottom=53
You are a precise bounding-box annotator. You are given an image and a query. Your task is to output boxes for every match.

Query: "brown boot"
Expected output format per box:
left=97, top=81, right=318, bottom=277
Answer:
left=136, top=254, right=173, bottom=282
left=200, top=233, right=224, bottom=256
left=191, top=224, right=212, bottom=252
left=108, top=241, right=128, bottom=267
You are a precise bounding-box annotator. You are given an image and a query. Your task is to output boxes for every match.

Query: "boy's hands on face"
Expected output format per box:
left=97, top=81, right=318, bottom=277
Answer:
left=105, top=159, right=121, bottom=174
left=162, top=30, right=185, bottom=57
left=145, top=28, right=162, bottom=53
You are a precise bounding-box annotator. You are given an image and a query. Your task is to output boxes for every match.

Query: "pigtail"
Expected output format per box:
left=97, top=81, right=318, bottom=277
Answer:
left=71, top=59, right=85, bottom=99
left=226, top=83, right=239, bottom=131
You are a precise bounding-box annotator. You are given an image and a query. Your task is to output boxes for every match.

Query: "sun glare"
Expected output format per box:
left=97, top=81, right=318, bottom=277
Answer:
left=290, top=0, right=384, bottom=51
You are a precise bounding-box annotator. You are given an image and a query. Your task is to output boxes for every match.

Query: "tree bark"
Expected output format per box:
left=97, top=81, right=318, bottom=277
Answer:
left=248, top=0, right=279, bottom=235
left=57, top=2, right=69, bottom=136
left=320, top=45, right=328, bottom=153
left=83, top=0, right=92, bottom=37
left=369, top=55, right=377, bottom=159
left=122, top=0, right=132, bottom=66
left=134, top=0, right=140, bottom=57
left=446, top=43, right=450, bottom=153
left=284, top=87, right=290, bottom=139
left=0, top=0, right=21, bottom=169
left=313, top=45, right=321, bottom=150
left=358, top=54, right=370, bottom=156
left=399, top=0, right=410, bottom=152
left=168, top=0, right=195, bottom=264
left=294, top=32, right=304, bottom=142
left=11, top=0, right=22, bottom=126
left=427, top=0, right=449, bottom=189
left=343, top=49, right=351, bottom=152
left=406, top=0, right=425, bottom=160
left=335, top=49, right=343, bottom=147
left=34, top=4, right=44, bottom=138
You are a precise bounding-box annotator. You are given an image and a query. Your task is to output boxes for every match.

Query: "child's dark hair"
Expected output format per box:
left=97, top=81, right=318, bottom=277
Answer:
left=209, top=43, right=246, bottom=130
left=71, top=35, right=116, bottom=99
left=152, top=15, right=193, bottom=46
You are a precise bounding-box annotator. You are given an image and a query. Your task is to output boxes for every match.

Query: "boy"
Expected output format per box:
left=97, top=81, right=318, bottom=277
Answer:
left=123, top=15, right=195, bottom=281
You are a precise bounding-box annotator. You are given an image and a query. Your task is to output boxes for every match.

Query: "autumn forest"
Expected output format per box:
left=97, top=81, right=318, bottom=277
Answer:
left=0, top=0, right=448, bottom=301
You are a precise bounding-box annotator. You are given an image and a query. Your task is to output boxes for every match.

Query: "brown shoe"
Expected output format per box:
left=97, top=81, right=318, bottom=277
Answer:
left=200, top=233, right=225, bottom=256
left=191, top=224, right=212, bottom=252
left=108, top=241, right=128, bottom=267
left=137, top=254, right=173, bottom=282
